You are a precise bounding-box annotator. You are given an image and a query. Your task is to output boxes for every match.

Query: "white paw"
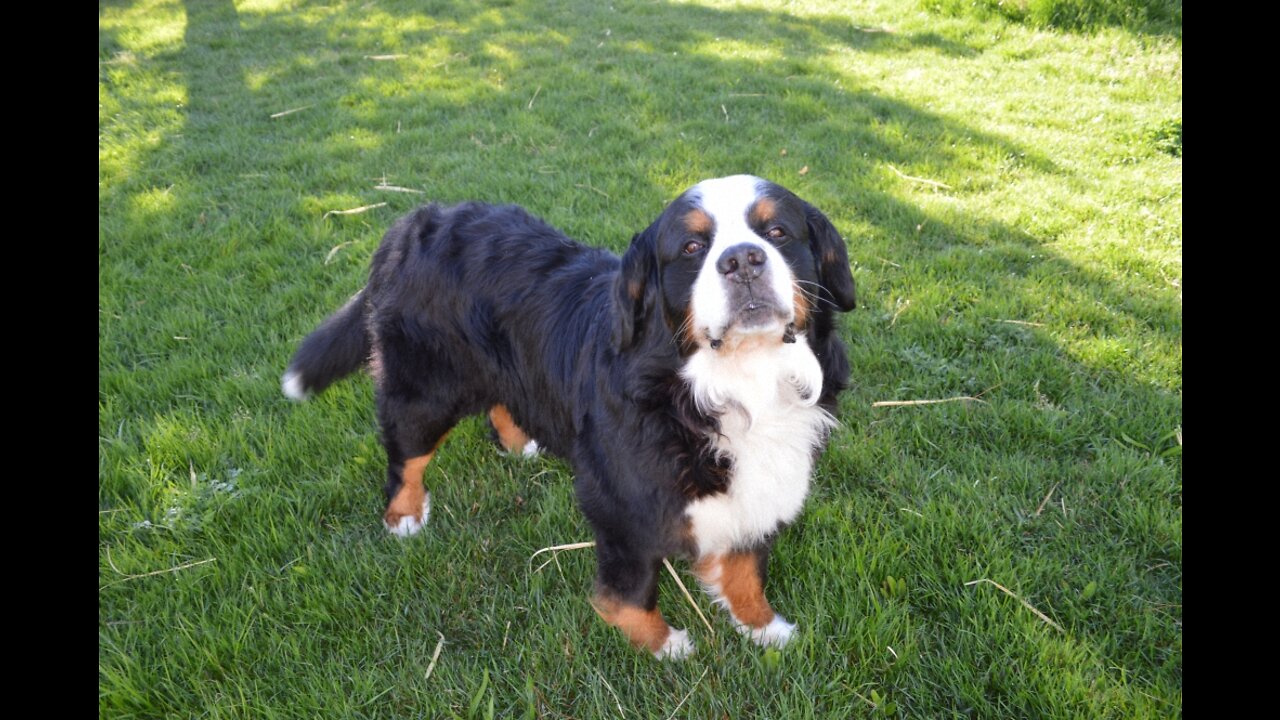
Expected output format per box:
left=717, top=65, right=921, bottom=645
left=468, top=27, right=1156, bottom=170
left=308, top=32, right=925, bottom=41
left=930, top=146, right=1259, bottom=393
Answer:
left=744, top=615, right=795, bottom=648
left=281, top=370, right=309, bottom=401
left=521, top=439, right=541, bottom=458
left=384, top=495, right=430, bottom=537
left=653, top=628, right=694, bottom=660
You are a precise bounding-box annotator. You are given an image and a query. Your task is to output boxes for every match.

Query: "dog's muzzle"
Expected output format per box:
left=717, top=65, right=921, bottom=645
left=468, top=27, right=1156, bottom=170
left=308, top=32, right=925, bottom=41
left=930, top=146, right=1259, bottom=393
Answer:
left=718, top=243, right=789, bottom=332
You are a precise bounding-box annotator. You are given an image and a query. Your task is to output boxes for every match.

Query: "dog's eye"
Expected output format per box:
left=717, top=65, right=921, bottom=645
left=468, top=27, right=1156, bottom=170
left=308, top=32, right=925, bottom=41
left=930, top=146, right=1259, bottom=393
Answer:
left=766, top=227, right=786, bottom=240
left=683, top=240, right=705, bottom=255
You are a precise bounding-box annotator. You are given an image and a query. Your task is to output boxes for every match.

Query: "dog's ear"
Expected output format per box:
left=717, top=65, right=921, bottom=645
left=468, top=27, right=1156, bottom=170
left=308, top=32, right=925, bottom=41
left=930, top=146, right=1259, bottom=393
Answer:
left=612, top=227, right=659, bottom=351
left=804, top=202, right=857, bottom=312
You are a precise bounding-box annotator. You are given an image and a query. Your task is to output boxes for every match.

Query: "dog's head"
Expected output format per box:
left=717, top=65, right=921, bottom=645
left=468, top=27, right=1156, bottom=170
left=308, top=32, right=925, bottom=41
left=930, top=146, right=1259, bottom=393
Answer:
left=613, top=175, right=856, bottom=353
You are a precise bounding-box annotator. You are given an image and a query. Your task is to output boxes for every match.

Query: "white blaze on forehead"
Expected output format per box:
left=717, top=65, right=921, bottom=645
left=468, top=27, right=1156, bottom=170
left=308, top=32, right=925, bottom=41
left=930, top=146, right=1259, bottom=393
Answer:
left=691, top=175, right=765, bottom=232
left=689, top=175, right=796, bottom=341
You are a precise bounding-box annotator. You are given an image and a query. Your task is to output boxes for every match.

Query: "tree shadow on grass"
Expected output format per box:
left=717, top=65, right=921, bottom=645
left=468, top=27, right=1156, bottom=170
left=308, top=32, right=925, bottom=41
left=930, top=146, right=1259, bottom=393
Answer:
left=100, top=0, right=1065, bottom=352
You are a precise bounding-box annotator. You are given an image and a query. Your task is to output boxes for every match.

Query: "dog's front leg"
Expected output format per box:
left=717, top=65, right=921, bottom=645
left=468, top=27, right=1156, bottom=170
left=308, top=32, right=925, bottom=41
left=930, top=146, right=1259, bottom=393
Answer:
left=590, top=539, right=693, bottom=659
left=694, top=546, right=796, bottom=647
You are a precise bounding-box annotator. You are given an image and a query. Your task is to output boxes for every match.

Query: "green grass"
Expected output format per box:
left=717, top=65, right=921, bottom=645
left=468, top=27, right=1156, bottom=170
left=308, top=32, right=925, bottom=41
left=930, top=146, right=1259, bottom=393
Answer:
left=922, top=0, right=1182, bottom=36
left=100, top=0, right=1182, bottom=716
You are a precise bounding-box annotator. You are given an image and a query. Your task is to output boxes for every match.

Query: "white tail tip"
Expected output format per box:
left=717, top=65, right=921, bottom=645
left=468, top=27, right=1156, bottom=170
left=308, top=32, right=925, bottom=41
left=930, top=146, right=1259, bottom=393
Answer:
left=282, top=370, right=309, bottom=401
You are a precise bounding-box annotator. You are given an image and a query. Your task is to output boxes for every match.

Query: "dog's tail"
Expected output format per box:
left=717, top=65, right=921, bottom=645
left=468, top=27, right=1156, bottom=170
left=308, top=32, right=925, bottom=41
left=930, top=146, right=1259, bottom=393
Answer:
left=282, top=289, right=371, bottom=401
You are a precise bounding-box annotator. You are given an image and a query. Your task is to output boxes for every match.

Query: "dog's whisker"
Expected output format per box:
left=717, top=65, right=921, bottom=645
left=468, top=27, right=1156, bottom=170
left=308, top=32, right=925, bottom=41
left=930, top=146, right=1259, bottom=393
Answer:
left=793, top=279, right=843, bottom=310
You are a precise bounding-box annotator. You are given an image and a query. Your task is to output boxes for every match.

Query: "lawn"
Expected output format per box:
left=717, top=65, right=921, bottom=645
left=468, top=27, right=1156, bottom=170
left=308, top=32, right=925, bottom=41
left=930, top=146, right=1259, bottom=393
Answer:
left=99, top=0, right=1182, bottom=716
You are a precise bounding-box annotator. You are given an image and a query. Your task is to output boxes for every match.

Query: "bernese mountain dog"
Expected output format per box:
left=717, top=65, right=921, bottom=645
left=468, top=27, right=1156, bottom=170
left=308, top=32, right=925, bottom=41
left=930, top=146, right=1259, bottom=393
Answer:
left=283, top=175, right=856, bottom=658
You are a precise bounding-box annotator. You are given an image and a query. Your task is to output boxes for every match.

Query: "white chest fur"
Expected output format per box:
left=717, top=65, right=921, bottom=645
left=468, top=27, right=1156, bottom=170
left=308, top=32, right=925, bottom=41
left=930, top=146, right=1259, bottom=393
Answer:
left=681, top=337, right=836, bottom=557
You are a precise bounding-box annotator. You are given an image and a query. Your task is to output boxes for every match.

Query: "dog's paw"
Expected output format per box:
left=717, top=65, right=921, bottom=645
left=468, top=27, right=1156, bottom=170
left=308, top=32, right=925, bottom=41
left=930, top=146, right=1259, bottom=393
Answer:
left=383, top=495, right=430, bottom=537
left=744, top=615, right=795, bottom=648
left=653, top=628, right=694, bottom=660
left=494, top=437, right=541, bottom=459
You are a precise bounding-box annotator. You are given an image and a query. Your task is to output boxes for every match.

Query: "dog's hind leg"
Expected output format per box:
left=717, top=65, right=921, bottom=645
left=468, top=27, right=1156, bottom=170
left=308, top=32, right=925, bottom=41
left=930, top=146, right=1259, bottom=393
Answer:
left=372, top=313, right=479, bottom=536
left=487, top=405, right=540, bottom=457
left=378, top=393, right=459, bottom=537
left=381, top=430, right=450, bottom=537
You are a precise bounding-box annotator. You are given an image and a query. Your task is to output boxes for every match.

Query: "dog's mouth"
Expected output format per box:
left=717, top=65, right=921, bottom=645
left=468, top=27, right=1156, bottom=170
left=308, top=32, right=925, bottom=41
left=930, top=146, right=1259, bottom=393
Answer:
left=705, top=287, right=794, bottom=350
left=733, top=297, right=789, bottom=328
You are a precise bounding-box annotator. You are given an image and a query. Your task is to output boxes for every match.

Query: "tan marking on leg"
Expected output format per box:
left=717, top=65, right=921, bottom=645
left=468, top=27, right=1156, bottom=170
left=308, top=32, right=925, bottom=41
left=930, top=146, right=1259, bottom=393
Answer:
left=384, top=433, right=450, bottom=527
left=488, top=405, right=532, bottom=453
left=695, top=552, right=775, bottom=628
left=591, top=593, right=672, bottom=653
left=384, top=454, right=431, bottom=526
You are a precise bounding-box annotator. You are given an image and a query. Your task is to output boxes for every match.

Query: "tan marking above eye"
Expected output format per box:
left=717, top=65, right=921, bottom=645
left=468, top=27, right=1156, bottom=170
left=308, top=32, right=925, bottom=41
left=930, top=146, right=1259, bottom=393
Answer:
left=748, top=196, right=777, bottom=227
left=684, top=209, right=713, bottom=235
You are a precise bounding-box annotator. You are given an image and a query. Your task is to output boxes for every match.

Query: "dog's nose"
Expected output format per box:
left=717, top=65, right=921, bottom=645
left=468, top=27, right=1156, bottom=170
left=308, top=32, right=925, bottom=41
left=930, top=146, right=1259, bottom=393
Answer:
left=717, top=243, right=767, bottom=281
